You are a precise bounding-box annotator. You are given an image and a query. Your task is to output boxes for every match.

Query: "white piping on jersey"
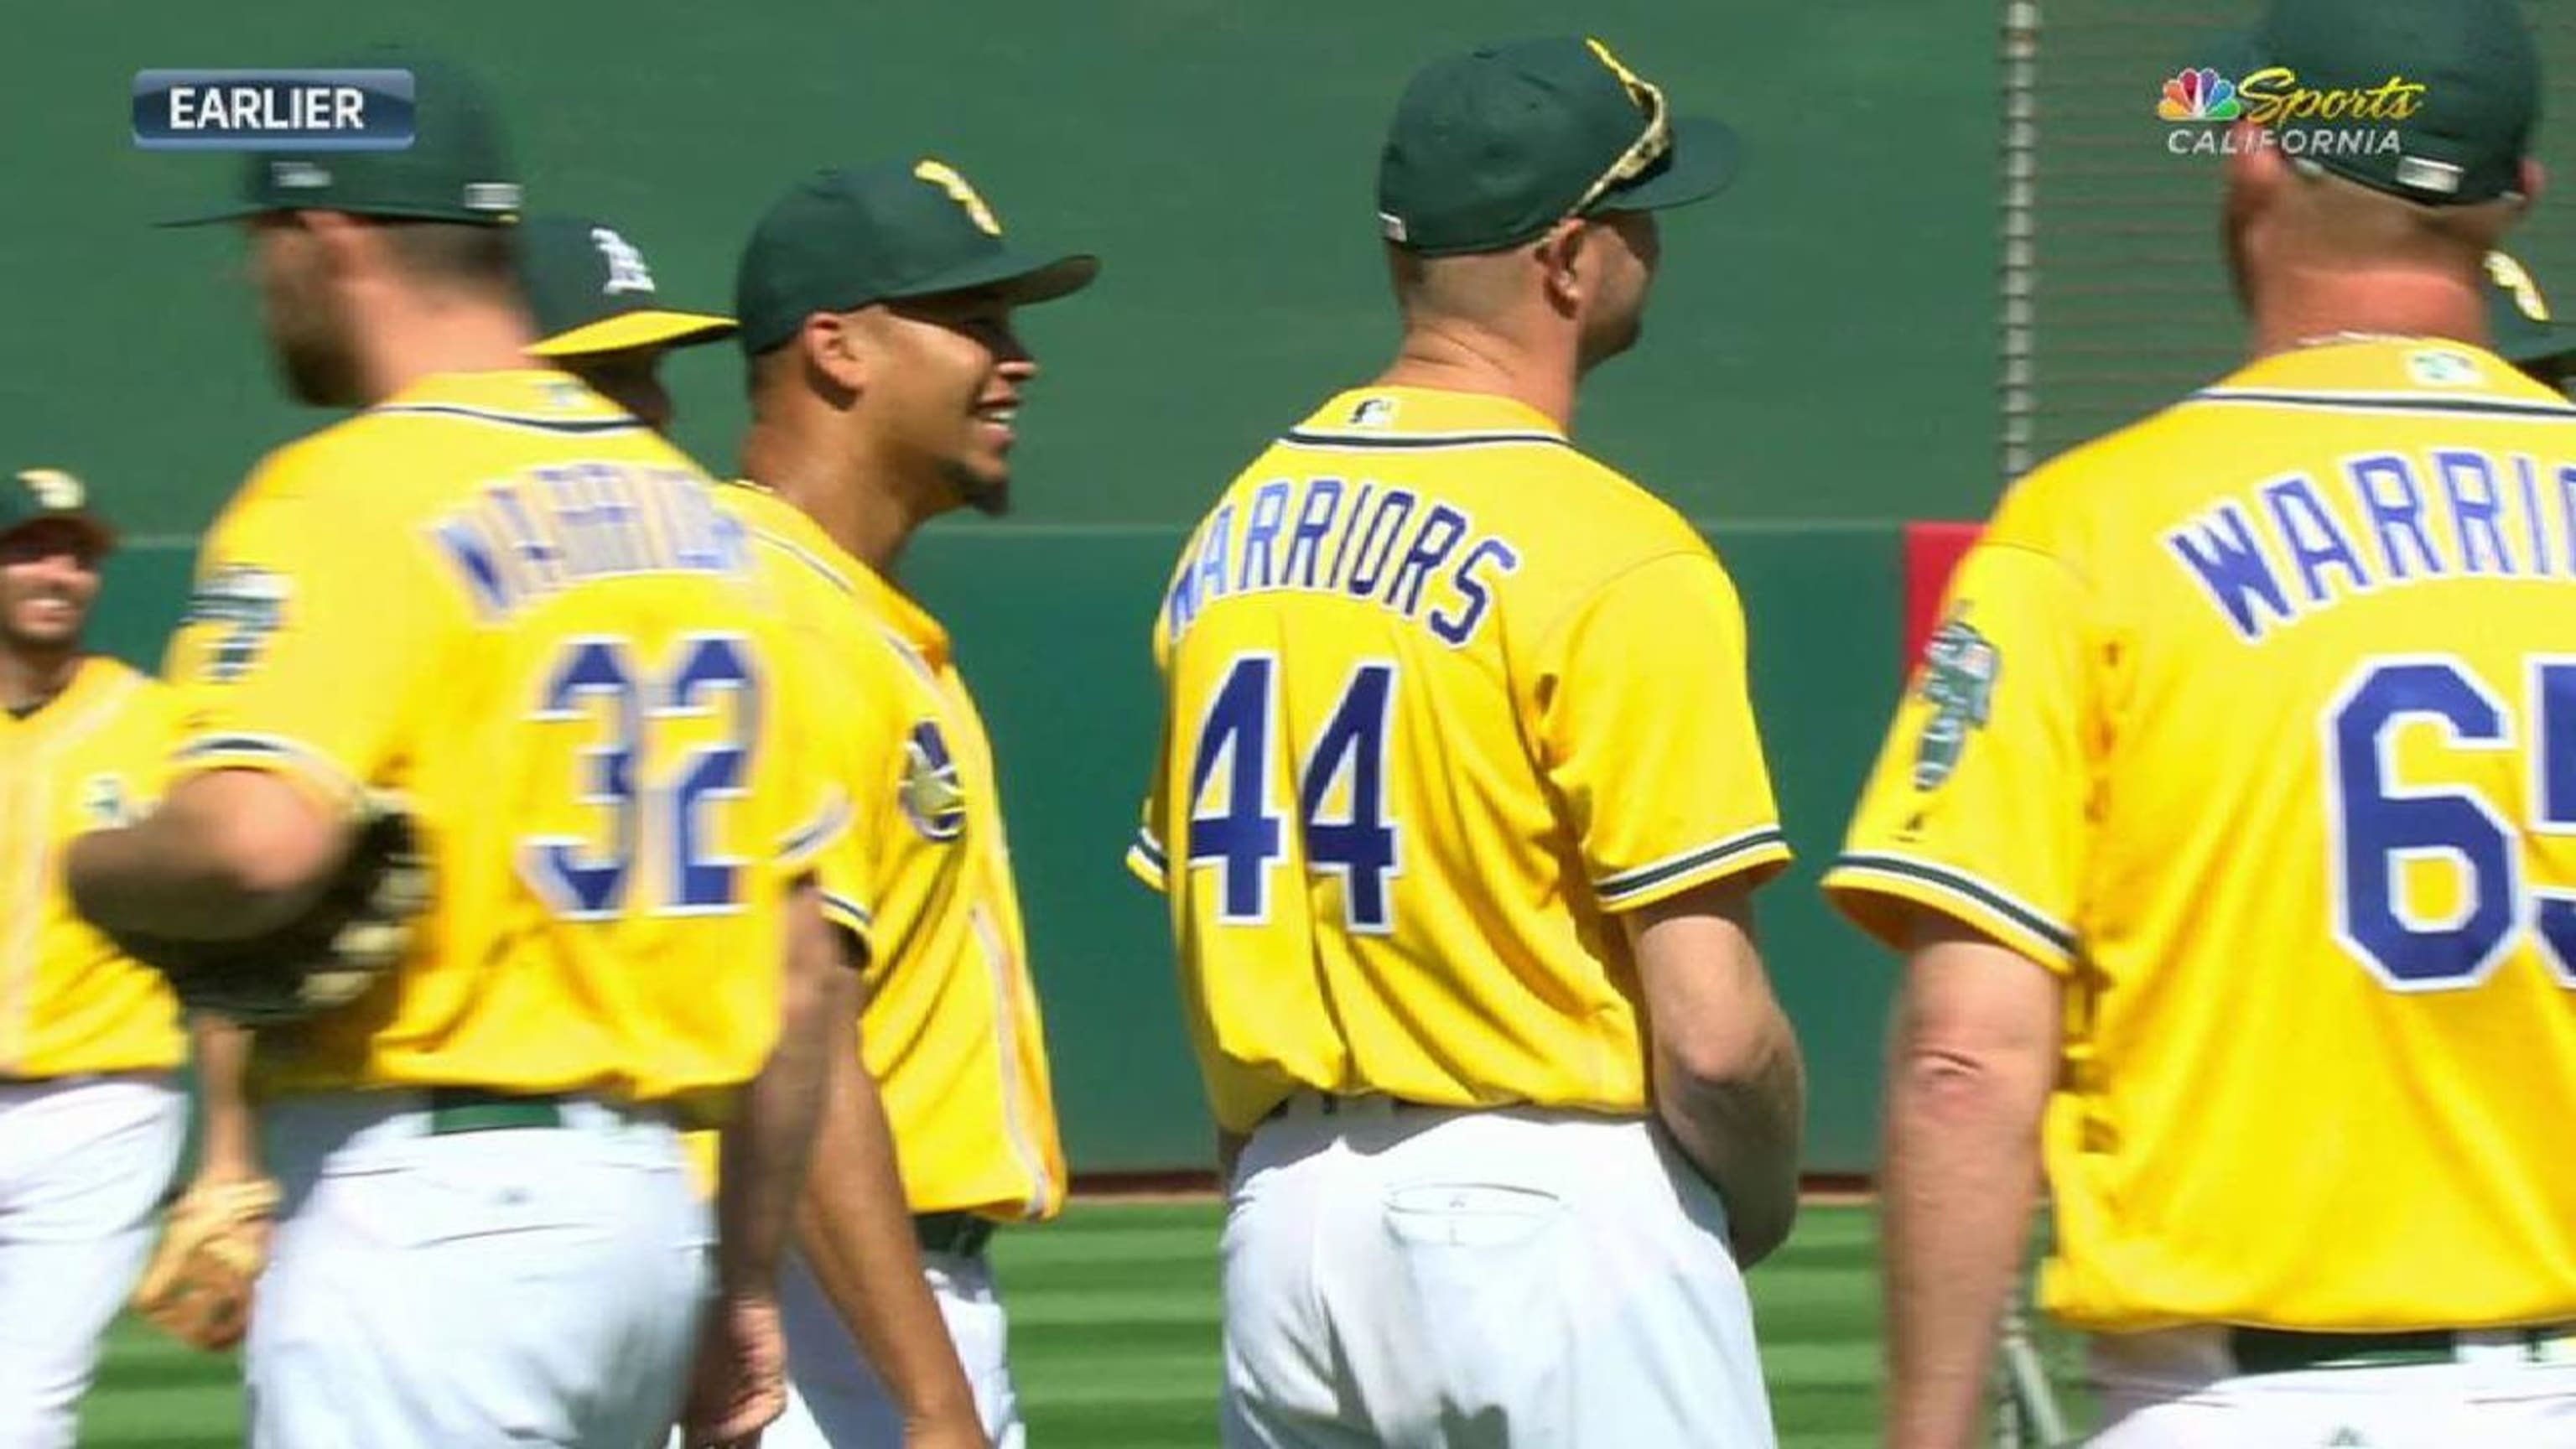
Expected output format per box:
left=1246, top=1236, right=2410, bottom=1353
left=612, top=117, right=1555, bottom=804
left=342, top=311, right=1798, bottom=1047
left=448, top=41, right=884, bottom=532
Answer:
left=4, top=672, right=142, bottom=1070
left=969, top=901, right=1057, bottom=1218
left=1280, top=427, right=1570, bottom=451
left=2190, top=387, right=2576, bottom=420
left=750, top=527, right=861, bottom=600
left=173, top=732, right=363, bottom=805
left=1129, top=826, right=1168, bottom=882
left=371, top=402, right=647, bottom=434
left=818, top=888, right=874, bottom=932
left=780, top=786, right=854, bottom=867
left=1830, top=850, right=2080, bottom=961
left=1593, top=825, right=1790, bottom=907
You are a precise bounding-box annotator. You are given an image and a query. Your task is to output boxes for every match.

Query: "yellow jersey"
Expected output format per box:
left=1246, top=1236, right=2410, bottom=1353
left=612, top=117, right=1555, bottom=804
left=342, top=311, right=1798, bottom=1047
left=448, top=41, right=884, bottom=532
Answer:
left=165, top=371, right=846, bottom=1104
left=1, top=657, right=184, bottom=1077
left=1828, top=340, right=2576, bottom=1333
left=1130, top=386, right=1791, bottom=1135
left=723, top=481, right=1065, bottom=1220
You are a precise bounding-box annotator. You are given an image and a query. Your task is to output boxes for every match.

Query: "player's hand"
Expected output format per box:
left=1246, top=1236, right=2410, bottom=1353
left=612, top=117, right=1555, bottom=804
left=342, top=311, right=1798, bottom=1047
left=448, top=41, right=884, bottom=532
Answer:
left=681, top=1291, right=788, bottom=1448
left=130, top=1173, right=282, bottom=1352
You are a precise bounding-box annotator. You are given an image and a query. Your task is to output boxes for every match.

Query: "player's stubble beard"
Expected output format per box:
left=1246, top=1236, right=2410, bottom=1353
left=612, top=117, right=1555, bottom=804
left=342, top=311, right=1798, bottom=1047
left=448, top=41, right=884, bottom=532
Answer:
left=262, top=253, right=366, bottom=408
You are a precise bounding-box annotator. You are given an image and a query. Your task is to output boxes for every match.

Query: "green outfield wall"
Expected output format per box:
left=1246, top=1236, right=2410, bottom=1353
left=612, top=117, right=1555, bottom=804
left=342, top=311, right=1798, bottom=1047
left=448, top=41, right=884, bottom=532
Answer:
left=14, top=0, right=2007, bottom=1173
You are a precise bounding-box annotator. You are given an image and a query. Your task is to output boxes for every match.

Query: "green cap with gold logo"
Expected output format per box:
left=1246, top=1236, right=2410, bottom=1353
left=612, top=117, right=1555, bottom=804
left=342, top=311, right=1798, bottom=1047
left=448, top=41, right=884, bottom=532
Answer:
left=2227, top=0, right=2538, bottom=206
left=0, top=469, right=115, bottom=555
left=733, top=160, right=1098, bottom=356
left=162, top=52, right=523, bottom=227
left=2483, top=250, right=2576, bottom=369
left=1376, top=36, right=1742, bottom=257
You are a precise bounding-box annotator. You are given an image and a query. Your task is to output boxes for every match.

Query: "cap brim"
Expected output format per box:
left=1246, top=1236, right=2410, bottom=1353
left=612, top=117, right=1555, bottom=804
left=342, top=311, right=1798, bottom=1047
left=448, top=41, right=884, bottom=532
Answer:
left=888, top=250, right=1102, bottom=308
left=157, top=202, right=270, bottom=230
left=1596, top=115, right=1742, bottom=216
left=530, top=309, right=740, bottom=359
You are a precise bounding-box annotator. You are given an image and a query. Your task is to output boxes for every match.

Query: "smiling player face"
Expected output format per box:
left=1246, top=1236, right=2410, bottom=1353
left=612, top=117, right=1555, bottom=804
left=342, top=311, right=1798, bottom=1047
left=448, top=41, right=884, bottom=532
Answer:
left=855, top=286, right=1038, bottom=518
left=0, top=522, right=102, bottom=657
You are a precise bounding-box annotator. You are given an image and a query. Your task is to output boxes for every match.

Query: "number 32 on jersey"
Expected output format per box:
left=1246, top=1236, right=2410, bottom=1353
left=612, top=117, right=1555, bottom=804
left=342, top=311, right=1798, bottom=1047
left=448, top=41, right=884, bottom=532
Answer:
left=1185, top=653, right=1402, bottom=934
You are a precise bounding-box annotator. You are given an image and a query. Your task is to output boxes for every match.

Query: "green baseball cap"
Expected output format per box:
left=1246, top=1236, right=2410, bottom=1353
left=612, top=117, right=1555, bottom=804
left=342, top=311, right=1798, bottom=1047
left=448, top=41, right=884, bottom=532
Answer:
left=734, top=160, right=1099, bottom=356
left=2224, top=0, right=2538, bottom=206
left=518, top=216, right=735, bottom=358
left=2483, top=251, right=2576, bottom=368
left=1376, top=36, right=1742, bottom=257
left=163, top=53, right=523, bottom=227
left=0, top=469, right=114, bottom=555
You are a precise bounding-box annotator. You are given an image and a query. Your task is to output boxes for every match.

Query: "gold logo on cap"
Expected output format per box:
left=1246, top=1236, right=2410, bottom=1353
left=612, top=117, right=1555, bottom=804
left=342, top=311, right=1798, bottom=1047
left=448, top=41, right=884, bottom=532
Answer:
left=2487, top=251, right=2551, bottom=323
left=1584, top=38, right=1651, bottom=105
left=913, top=159, right=1003, bottom=236
left=17, top=468, right=85, bottom=511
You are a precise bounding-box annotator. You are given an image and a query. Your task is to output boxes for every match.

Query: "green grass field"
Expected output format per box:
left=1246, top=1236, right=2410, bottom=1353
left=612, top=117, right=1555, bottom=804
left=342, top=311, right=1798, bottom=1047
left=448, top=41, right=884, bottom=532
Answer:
left=81, top=1201, right=2070, bottom=1446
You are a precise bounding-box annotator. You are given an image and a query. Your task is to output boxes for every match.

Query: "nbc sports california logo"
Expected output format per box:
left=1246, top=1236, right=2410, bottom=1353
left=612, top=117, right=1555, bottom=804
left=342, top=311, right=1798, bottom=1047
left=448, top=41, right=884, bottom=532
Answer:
left=2155, top=63, right=2426, bottom=159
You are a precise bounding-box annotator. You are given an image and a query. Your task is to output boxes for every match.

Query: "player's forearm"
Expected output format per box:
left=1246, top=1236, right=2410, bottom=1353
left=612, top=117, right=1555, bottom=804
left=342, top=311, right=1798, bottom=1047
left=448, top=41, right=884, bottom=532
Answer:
left=69, top=775, right=340, bottom=938
left=1654, top=1006, right=1805, bottom=1267
left=189, top=1015, right=264, bottom=1181
left=1879, top=1036, right=2050, bottom=1449
left=793, top=1021, right=979, bottom=1427
left=714, top=887, right=839, bottom=1299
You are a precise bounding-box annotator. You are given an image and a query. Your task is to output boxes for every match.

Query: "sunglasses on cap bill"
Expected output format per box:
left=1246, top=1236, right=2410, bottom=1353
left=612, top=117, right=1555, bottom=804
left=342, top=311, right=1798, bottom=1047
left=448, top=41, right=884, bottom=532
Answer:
left=1565, top=40, right=1673, bottom=220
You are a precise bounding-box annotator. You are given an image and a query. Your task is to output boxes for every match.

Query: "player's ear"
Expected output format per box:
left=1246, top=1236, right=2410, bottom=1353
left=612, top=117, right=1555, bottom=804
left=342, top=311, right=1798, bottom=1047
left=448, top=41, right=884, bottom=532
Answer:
left=797, top=310, right=870, bottom=397
left=1534, top=217, right=1587, bottom=318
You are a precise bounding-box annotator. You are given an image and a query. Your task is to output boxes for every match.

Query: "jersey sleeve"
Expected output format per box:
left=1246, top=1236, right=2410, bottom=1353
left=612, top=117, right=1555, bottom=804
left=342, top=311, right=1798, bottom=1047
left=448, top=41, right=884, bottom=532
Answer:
left=1534, top=550, right=1793, bottom=911
left=770, top=609, right=876, bottom=958
left=1822, top=540, right=2092, bottom=974
left=163, top=460, right=435, bottom=812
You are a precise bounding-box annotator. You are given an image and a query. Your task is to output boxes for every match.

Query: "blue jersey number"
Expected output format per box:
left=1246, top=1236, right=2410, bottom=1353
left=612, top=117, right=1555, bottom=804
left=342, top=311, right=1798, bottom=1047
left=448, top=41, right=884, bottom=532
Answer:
left=525, top=633, right=761, bottom=918
left=1185, top=654, right=1402, bottom=932
left=2327, top=657, right=2576, bottom=989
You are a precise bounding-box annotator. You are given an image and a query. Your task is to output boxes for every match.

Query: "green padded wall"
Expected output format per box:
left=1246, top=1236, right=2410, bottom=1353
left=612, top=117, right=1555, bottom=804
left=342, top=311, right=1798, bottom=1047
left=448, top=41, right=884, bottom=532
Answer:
left=12, top=0, right=2005, bottom=1172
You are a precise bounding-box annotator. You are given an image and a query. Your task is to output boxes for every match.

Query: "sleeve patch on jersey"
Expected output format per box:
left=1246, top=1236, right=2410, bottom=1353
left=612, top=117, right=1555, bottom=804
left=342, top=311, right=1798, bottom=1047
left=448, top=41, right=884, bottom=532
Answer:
left=1913, top=609, right=2000, bottom=791
left=184, top=564, right=292, bottom=683
left=79, top=773, right=138, bottom=828
left=898, top=720, right=968, bottom=843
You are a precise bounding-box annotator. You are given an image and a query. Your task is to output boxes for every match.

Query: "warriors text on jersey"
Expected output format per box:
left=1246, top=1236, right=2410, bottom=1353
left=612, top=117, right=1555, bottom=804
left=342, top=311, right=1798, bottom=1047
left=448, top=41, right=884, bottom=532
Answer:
left=1827, top=340, right=2576, bottom=1332
left=165, top=371, right=846, bottom=1103
left=0, top=658, right=182, bottom=1076
left=720, top=480, right=1064, bottom=1218
left=1130, top=386, right=1789, bottom=1134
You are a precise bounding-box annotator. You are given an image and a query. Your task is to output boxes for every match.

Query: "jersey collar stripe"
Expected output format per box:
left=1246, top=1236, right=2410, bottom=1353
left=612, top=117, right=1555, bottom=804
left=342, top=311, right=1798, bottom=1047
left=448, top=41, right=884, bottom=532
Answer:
left=818, top=889, right=874, bottom=931
left=1830, top=851, right=2078, bottom=956
left=778, top=787, right=854, bottom=866
left=1593, top=826, right=1789, bottom=906
left=1280, top=428, right=1574, bottom=451
left=371, top=403, right=647, bottom=434
left=752, top=530, right=860, bottom=599
left=2189, top=389, right=2576, bottom=420
left=1132, top=827, right=1167, bottom=868
left=173, top=732, right=361, bottom=802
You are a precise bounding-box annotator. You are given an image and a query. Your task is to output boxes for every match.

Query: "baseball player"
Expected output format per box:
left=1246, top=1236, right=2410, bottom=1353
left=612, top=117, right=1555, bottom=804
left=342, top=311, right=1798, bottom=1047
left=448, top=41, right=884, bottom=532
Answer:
left=2483, top=250, right=2576, bottom=392
left=1129, top=37, right=1805, bottom=1447
left=65, top=56, right=877, bottom=1448
left=724, top=158, right=1088, bottom=1449
left=517, top=213, right=737, bottom=432
left=1826, top=2, right=2576, bottom=1445
left=0, top=467, right=186, bottom=1448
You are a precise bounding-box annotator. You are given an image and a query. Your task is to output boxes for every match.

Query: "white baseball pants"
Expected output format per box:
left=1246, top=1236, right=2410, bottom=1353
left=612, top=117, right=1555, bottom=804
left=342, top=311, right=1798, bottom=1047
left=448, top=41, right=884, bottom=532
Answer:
left=762, top=1246, right=1025, bottom=1448
left=2088, top=1323, right=2576, bottom=1446
left=247, top=1092, right=709, bottom=1449
left=1219, top=1094, right=1777, bottom=1449
left=0, top=1072, right=184, bottom=1449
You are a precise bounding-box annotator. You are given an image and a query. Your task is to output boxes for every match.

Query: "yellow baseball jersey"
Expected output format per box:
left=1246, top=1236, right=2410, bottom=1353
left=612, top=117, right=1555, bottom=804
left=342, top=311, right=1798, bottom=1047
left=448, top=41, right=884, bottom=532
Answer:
left=1, top=657, right=184, bottom=1077
left=720, top=480, right=1065, bottom=1220
left=1130, top=386, right=1791, bottom=1134
left=1827, top=340, right=2576, bottom=1333
left=166, top=371, right=848, bottom=1104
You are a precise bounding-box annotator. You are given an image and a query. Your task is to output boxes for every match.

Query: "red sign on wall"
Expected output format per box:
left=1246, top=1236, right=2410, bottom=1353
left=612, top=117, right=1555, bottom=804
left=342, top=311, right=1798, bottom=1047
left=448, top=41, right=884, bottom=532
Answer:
left=1901, top=522, right=1985, bottom=666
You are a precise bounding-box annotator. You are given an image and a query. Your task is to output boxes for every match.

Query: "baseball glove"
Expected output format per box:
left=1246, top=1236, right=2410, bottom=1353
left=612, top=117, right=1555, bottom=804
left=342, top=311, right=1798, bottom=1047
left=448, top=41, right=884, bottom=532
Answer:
left=103, top=791, right=432, bottom=1025
left=131, top=1176, right=283, bottom=1352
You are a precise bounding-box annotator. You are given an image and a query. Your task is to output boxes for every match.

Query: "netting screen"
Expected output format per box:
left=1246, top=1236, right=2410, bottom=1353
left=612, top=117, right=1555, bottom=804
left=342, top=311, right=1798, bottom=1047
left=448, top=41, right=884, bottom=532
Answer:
left=2002, top=0, right=2576, bottom=478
